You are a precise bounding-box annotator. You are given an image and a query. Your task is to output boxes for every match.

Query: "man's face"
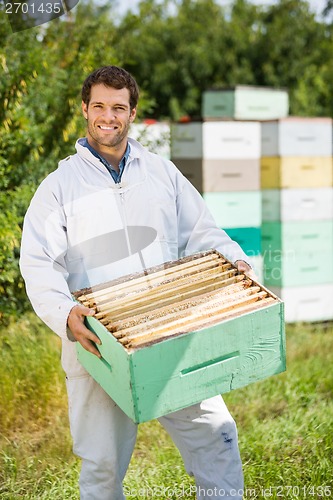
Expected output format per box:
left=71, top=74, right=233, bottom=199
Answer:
left=82, top=83, right=136, bottom=153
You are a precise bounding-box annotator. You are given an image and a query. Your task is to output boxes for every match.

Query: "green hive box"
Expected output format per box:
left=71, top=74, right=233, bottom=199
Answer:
left=74, top=251, right=286, bottom=423
left=202, top=86, right=289, bottom=120
left=262, top=221, right=333, bottom=287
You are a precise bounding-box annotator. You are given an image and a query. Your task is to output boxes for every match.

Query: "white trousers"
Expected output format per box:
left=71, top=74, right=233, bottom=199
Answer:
left=66, top=373, right=244, bottom=500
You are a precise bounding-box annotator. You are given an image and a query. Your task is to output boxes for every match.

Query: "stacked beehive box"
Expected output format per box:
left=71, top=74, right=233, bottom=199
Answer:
left=202, top=86, right=289, bottom=122
left=170, top=120, right=263, bottom=280
left=130, top=121, right=171, bottom=159
left=171, top=86, right=290, bottom=281
left=260, top=117, right=333, bottom=322
left=131, top=96, right=333, bottom=323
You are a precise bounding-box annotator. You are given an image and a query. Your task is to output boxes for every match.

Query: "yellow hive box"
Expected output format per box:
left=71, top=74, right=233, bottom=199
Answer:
left=261, top=156, right=333, bottom=189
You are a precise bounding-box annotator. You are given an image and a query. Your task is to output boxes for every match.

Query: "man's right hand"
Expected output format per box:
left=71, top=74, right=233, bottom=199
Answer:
left=67, top=304, right=102, bottom=358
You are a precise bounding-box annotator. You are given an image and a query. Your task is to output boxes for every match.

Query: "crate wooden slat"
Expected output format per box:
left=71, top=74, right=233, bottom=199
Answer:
left=73, top=250, right=285, bottom=423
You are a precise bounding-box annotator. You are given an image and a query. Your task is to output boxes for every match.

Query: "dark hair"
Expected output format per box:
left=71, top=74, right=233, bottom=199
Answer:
left=81, top=66, right=139, bottom=110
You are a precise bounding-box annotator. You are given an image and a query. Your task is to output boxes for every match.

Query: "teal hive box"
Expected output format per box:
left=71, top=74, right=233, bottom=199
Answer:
left=225, top=227, right=261, bottom=256
left=73, top=250, right=286, bottom=423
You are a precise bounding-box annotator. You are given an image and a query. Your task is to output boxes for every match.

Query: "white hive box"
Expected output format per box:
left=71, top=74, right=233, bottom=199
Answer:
left=261, top=117, right=333, bottom=157
left=262, top=188, right=333, bottom=222
left=129, top=121, right=171, bottom=159
left=171, top=122, right=261, bottom=159
left=270, top=284, right=333, bottom=323
left=202, top=121, right=261, bottom=159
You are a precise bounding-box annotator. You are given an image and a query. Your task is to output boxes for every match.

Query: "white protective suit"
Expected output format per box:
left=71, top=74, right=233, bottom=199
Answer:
left=20, top=137, right=250, bottom=500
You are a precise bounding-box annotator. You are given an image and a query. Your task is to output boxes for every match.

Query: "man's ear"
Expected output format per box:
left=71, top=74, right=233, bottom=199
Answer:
left=129, top=107, right=137, bottom=123
left=82, top=101, right=88, bottom=120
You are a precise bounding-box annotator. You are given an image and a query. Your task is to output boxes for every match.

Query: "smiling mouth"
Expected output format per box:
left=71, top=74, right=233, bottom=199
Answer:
left=98, top=125, right=118, bottom=131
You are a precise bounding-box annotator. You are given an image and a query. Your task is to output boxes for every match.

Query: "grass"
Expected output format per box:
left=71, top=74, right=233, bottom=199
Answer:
left=0, top=314, right=333, bottom=499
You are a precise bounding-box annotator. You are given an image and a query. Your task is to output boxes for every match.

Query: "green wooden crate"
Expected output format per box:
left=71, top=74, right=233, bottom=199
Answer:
left=74, top=251, right=285, bottom=423
left=77, top=305, right=285, bottom=423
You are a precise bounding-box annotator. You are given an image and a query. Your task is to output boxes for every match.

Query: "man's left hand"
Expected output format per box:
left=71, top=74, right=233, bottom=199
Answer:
left=235, top=260, right=258, bottom=281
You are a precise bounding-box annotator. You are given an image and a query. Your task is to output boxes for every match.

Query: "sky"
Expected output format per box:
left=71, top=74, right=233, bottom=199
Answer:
left=115, top=0, right=328, bottom=18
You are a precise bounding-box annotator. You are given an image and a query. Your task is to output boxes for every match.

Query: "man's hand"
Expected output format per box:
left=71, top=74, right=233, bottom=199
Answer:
left=67, top=304, right=102, bottom=358
left=235, top=260, right=258, bottom=282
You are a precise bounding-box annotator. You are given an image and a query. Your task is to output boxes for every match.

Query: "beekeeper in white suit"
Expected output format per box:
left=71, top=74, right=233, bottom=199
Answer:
left=20, top=66, right=255, bottom=500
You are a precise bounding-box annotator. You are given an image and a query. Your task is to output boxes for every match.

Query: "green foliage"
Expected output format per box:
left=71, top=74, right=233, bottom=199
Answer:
left=0, top=313, right=65, bottom=433
left=1, top=317, right=333, bottom=498
left=0, top=185, right=36, bottom=321
left=252, top=0, right=333, bottom=116
left=115, top=0, right=232, bottom=119
left=116, top=0, right=333, bottom=119
left=0, top=2, right=122, bottom=321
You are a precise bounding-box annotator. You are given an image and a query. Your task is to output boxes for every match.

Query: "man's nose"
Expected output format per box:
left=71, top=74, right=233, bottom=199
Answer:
left=102, top=107, right=116, bottom=121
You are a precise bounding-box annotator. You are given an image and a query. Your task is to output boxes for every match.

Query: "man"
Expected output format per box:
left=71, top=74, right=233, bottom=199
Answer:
left=20, top=66, right=254, bottom=499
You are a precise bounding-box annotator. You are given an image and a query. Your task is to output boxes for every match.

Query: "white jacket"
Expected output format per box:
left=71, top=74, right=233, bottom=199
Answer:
left=20, top=138, right=250, bottom=341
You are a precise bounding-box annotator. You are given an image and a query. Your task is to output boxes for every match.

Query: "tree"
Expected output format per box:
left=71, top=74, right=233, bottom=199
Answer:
left=323, top=0, right=333, bottom=16
left=114, top=0, right=333, bottom=119
left=115, top=0, right=233, bottom=119
left=0, top=1, right=122, bottom=320
left=252, top=0, right=333, bottom=115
